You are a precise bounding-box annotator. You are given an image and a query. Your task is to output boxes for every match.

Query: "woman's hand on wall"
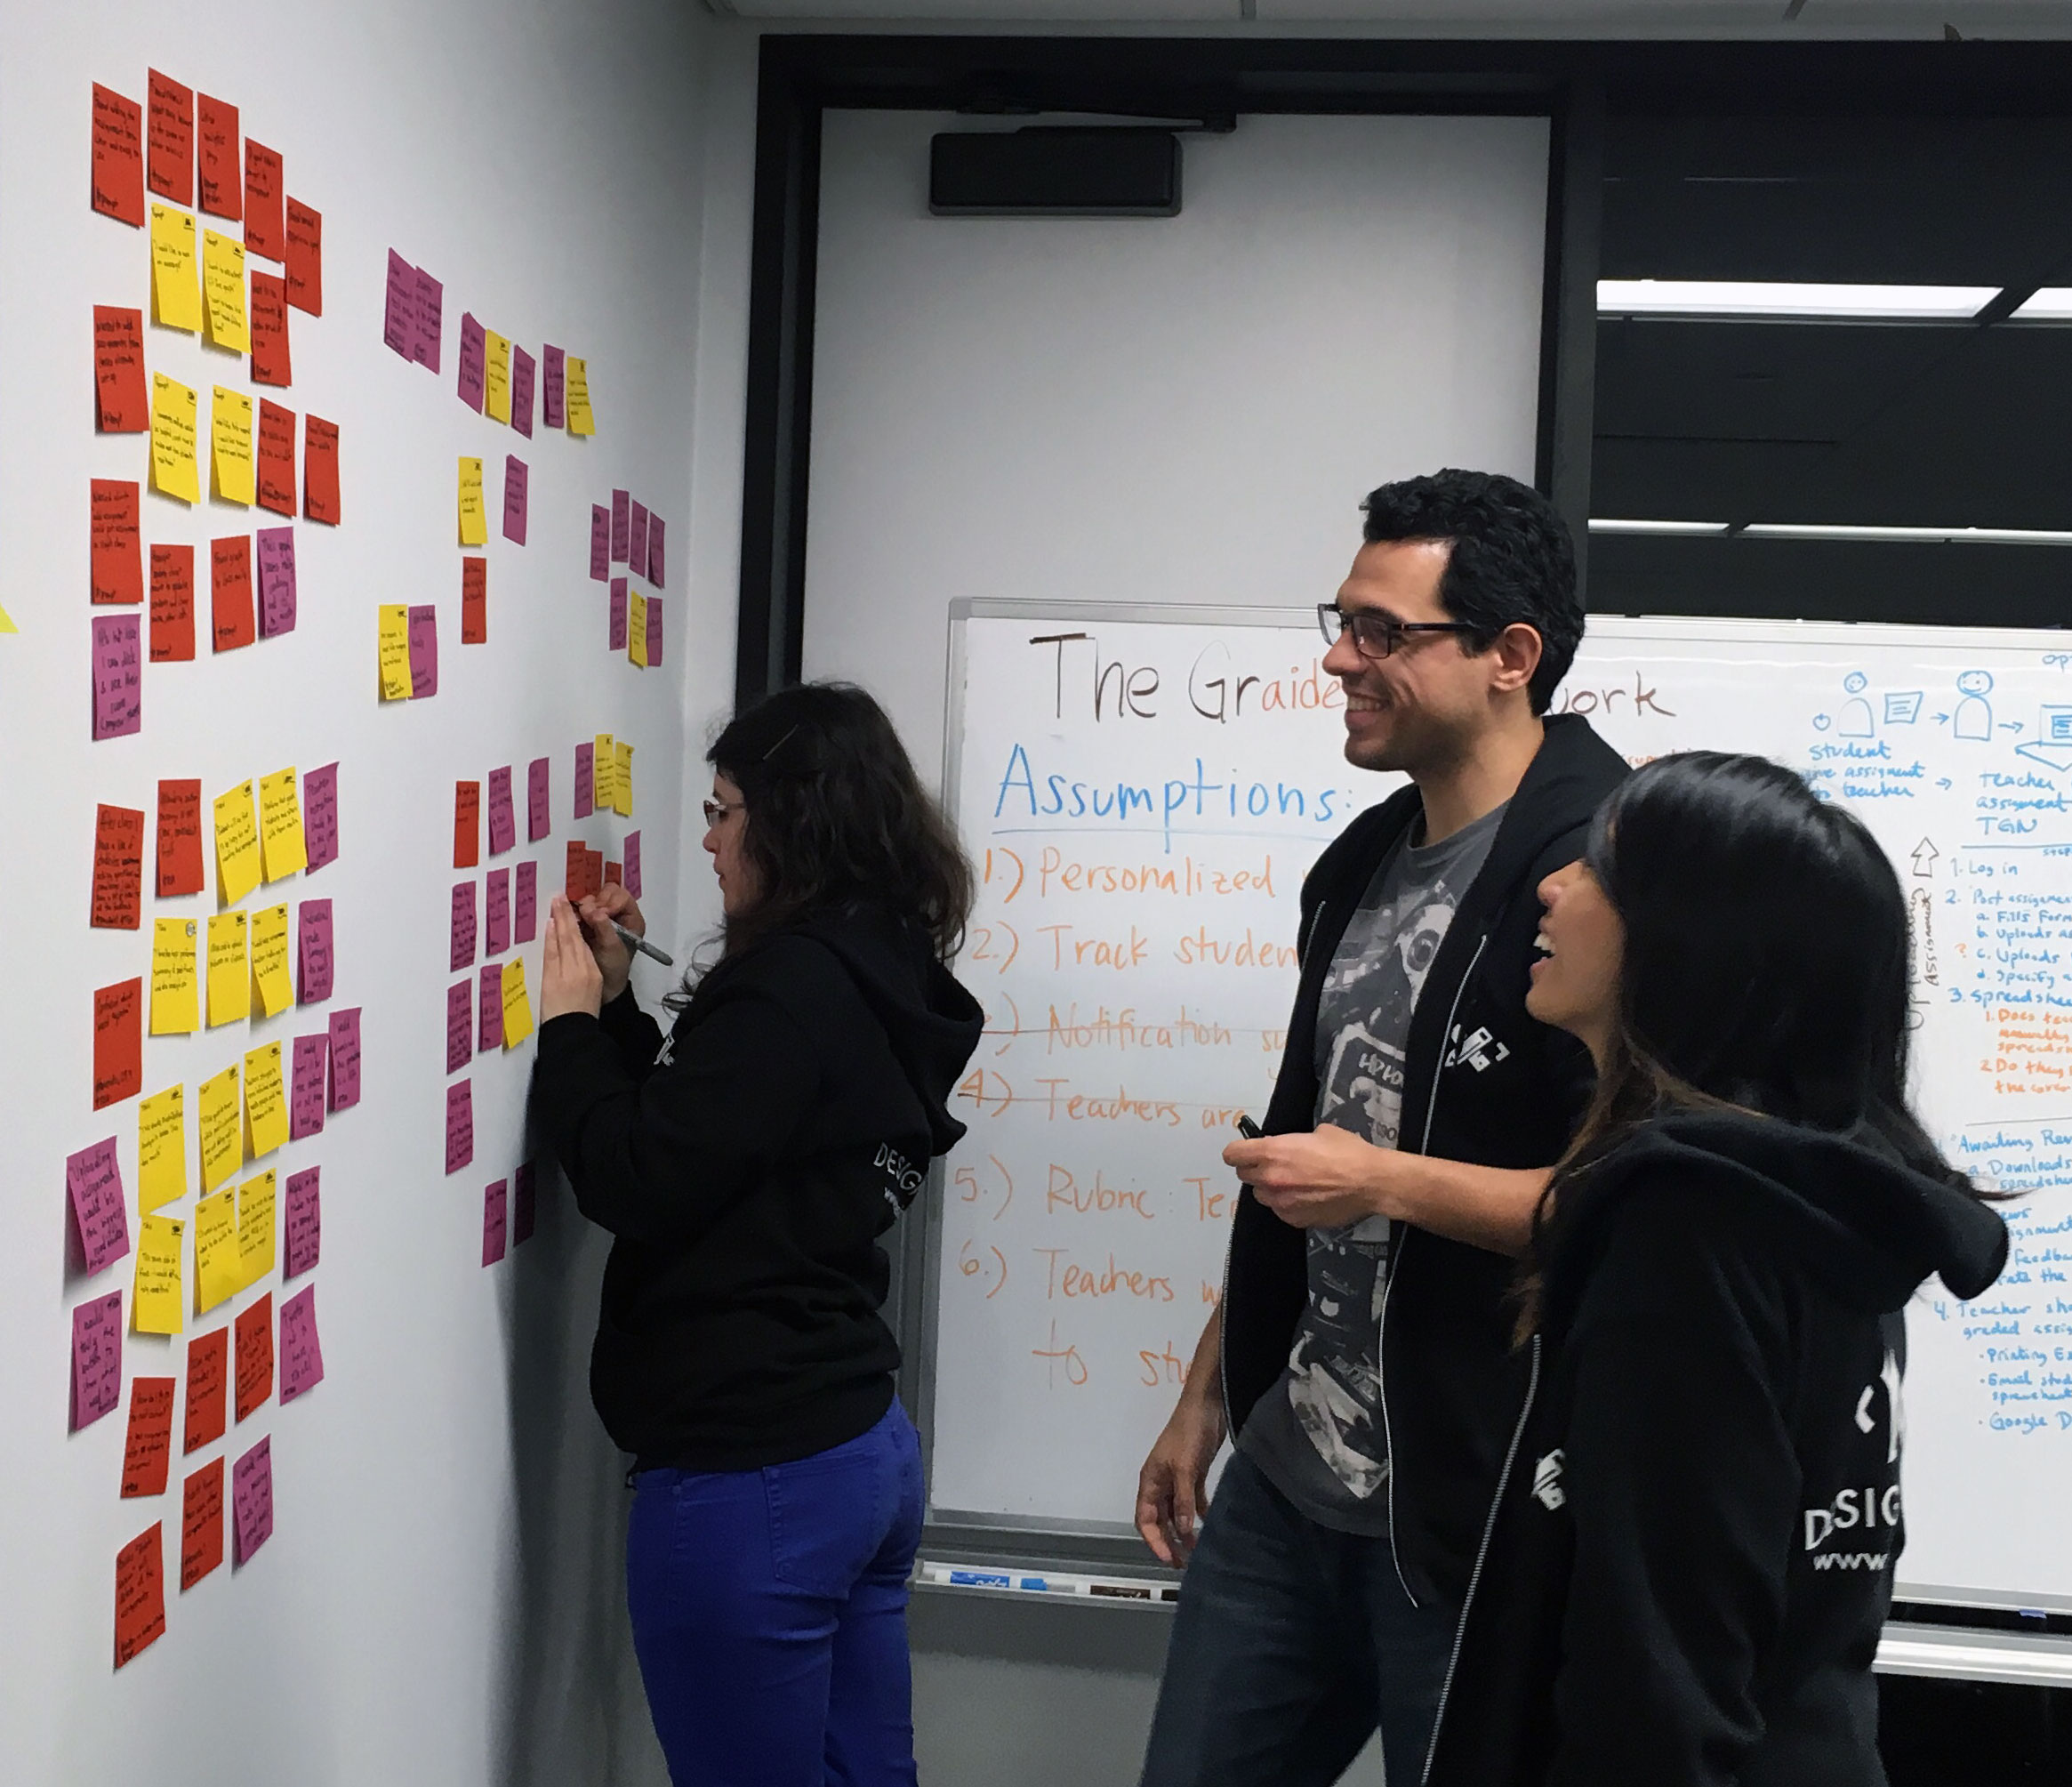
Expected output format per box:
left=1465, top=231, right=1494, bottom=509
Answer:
left=577, top=885, right=644, bottom=1004
left=542, top=896, right=606, bottom=1021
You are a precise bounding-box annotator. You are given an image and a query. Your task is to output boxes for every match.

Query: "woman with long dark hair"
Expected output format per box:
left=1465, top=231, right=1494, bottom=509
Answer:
left=1423, top=752, right=2007, bottom=1787
left=533, top=682, right=982, bottom=1786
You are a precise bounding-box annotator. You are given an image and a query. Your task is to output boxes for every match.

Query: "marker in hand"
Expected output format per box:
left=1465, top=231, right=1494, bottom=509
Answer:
left=582, top=903, right=675, bottom=968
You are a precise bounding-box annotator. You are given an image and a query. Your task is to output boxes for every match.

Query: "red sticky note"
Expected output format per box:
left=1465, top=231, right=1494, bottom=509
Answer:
left=116, top=1525, right=166, bottom=1666
left=446, top=1080, right=474, bottom=1175
left=234, top=1293, right=273, bottom=1423
left=279, top=1284, right=324, bottom=1401
left=285, top=1166, right=320, bottom=1277
left=462, top=557, right=486, bottom=644
left=454, top=782, right=480, bottom=869
left=513, top=1161, right=537, bottom=1245
left=92, top=85, right=146, bottom=226
left=196, top=92, right=239, bottom=219
left=157, top=778, right=204, bottom=896
left=67, top=1138, right=131, bottom=1276
left=232, top=1436, right=273, bottom=1563
left=243, top=138, right=284, bottom=258
left=181, top=1460, right=224, bottom=1589
left=146, top=69, right=193, bottom=207
left=605, top=860, right=622, bottom=888
left=92, top=978, right=143, bottom=1109
left=92, top=803, right=146, bottom=930
left=184, top=1328, right=228, bottom=1453
left=211, top=535, right=255, bottom=652
left=91, top=479, right=142, bottom=605
left=565, top=839, right=589, bottom=903
left=91, top=614, right=143, bottom=740
left=303, top=414, right=340, bottom=525
left=121, top=1378, right=177, bottom=1498
left=71, top=1291, right=124, bottom=1428
left=93, top=306, right=149, bottom=431
left=285, top=197, right=322, bottom=315
left=304, top=761, right=339, bottom=871
left=256, top=399, right=296, bottom=517
left=250, top=270, right=291, bottom=387
left=149, top=544, right=196, bottom=664
left=483, top=1179, right=509, bottom=1266
left=327, top=1006, right=361, bottom=1111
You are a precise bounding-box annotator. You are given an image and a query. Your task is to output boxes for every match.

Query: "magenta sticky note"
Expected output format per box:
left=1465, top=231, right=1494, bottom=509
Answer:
left=630, top=501, right=649, bottom=581
left=482, top=1179, right=509, bottom=1266
left=611, top=489, right=630, bottom=561
left=478, top=965, right=503, bottom=1052
left=574, top=743, right=594, bottom=819
left=589, top=505, right=608, bottom=581
left=407, top=604, right=438, bottom=698
left=450, top=881, right=477, bottom=970
left=304, top=761, right=340, bottom=871
left=649, top=516, right=665, bottom=588
left=67, top=1138, right=131, bottom=1276
left=514, top=859, right=538, bottom=944
left=513, top=1162, right=537, bottom=1245
left=458, top=311, right=486, bottom=411
left=510, top=345, right=535, bottom=439
left=414, top=265, right=444, bottom=372
left=289, top=1033, right=328, bottom=1140
left=256, top=527, right=297, bottom=637
left=71, top=1292, right=124, bottom=1429
left=446, top=1081, right=473, bottom=1175
left=526, top=757, right=550, bottom=841
left=446, top=980, right=472, bottom=1073
left=92, top=614, right=142, bottom=740
left=297, top=898, right=333, bottom=1003
left=326, top=1007, right=361, bottom=1112
left=232, top=1435, right=273, bottom=1563
left=486, top=766, right=516, bottom=857
left=542, top=345, right=566, bottom=428
left=502, top=456, right=528, bottom=546
left=486, top=867, right=510, bottom=956
left=609, top=578, right=627, bottom=651
left=285, top=1166, right=320, bottom=1277
left=279, top=1284, right=324, bottom=1403
left=624, top=831, right=643, bottom=899
left=383, top=250, right=414, bottom=358
left=647, top=599, right=663, bottom=666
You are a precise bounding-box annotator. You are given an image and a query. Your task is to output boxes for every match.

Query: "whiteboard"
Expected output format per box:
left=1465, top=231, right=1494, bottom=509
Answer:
left=926, top=600, right=2072, bottom=1615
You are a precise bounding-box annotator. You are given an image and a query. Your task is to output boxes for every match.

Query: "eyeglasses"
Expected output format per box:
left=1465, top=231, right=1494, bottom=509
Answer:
left=702, top=800, right=744, bottom=828
left=1318, top=604, right=1480, bottom=662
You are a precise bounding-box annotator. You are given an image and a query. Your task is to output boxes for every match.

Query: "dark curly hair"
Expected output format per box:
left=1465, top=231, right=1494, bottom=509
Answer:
left=1360, top=469, right=1584, bottom=714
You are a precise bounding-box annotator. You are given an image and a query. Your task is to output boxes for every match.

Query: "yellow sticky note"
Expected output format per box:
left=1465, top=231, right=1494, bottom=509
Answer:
left=244, top=1041, right=290, bottom=1159
left=593, top=734, right=614, bottom=811
left=198, top=1063, right=242, bottom=1195
left=377, top=604, right=412, bottom=701
left=502, top=958, right=534, bottom=1049
left=149, top=372, right=200, bottom=504
left=258, top=766, right=307, bottom=881
left=614, top=741, right=634, bottom=817
left=236, top=1169, right=277, bottom=1289
left=211, top=385, right=255, bottom=506
left=201, top=228, right=249, bottom=352
left=149, top=203, right=201, bottom=332
left=250, top=905, right=293, bottom=1018
left=458, top=456, right=486, bottom=545
left=0, top=602, right=16, bottom=633
left=205, top=911, right=250, bottom=1028
left=628, top=592, right=648, bottom=669
left=214, top=780, right=261, bottom=904
left=485, top=331, right=511, bottom=423
left=149, top=918, right=200, bottom=1035
left=194, top=1187, right=241, bottom=1314
left=133, top=1214, right=185, bottom=1335
left=139, top=1085, right=188, bottom=1214
left=565, top=356, right=595, bottom=434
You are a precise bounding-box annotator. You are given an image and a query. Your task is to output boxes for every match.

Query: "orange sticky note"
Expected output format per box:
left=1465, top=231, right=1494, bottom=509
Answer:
left=92, top=85, right=146, bottom=226
left=91, top=479, right=142, bottom=605
left=93, top=306, right=149, bottom=431
left=304, top=414, right=339, bottom=524
left=157, top=779, right=204, bottom=895
left=196, top=92, right=239, bottom=219
left=181, top=1458, right=224, bottom=1588
left=120, top=1377, right=176, bottom=1497
left=462, top=558, right=486, bottom=644
left=285, top=197, right=322, bottom=315
left=184, top=1328, right=227, bottom=1452
left=211, top=535, right=254, bottom=652
left=146, top=69, right=192, bottom=206
left=93, top=978, right=143, bottom=1109
left=244, top=139, right=284, bottom=259
left=250, top=271, right=291, bottom=388
left=256, top=400, right=295, bottom=517
left=115, top=1525, right=166, bottom=1666
left=92, top=804, right=146, bottom=930
left=454, top=782, right=480, bottom=869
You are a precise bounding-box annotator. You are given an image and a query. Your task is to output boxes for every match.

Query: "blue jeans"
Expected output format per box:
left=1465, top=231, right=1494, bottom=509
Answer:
left=1141, top=1449, right=1458, bottom=1787
left=625, top=1400, right=926, bottom=1787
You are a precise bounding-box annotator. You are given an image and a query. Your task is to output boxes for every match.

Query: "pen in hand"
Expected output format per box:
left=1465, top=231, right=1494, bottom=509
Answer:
left=582, top=904, right=675, bottom=968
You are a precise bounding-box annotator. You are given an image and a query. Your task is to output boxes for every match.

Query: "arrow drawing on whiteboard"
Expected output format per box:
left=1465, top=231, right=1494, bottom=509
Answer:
left=2012, top=741, right=2072, bottom=772
left=1910, top=839, right=1939, bottom=877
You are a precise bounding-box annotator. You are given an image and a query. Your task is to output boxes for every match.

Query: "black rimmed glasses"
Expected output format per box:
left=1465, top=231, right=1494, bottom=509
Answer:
left=1318, top=604, right=1480, bottom=661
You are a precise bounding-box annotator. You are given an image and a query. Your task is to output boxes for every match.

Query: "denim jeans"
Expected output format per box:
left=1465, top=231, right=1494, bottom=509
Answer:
left=1140, top=1448, right=1458, bottom=1787
left=625, top=1399, right=926, bottom=1787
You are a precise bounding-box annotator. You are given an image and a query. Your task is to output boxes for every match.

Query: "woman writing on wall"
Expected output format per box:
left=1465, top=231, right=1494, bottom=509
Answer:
left=533, top=681, right=984, bottom=1787
left=1419, top=752, right=2007, bottom=1787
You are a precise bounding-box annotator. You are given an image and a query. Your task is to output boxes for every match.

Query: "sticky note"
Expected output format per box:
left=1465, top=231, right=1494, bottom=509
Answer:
left=201, top=229, right=249, bottom=353
left=244, top=1042, right=289, bottom=1159
left=565, top=840, right=598, bottom=904
left=149, top=371, right=200, bottom=500
left=483, top=1179, right=509, bottom=1266
left=211, top=386, right=254, bottom=505
left=565, top=356, right=595, bottom=434
left=457, top=456, right=486, bottom=546
left=280, top=1284, right=324, bottom=1402
left=514, top=1162, right=538, bottom=1245
left=629, top=590, right=648, bottom=669
left=146, top=69, right=194, bottom=205
left=377, top=605, right=411, bottom=700
left=327, top=1007, right=361, bottom=1111
left=605, top=861, right=622, bottom=888
left=197, top=1065, right=241, bottom=1195
left=304, top=763, right=339, bottom=871
left=121, top=1378, right=176, bottom=1496
left=454, top=781, right=479, bottom=868
left=511, top=345, right=536, bottom=438
left=298, top=900, right=333, bottom=1003
left=285, top=197, right=322, bottom=314
left=256, top=399, right=296, bottom=516
left=235, top=1292, right=274, bottom=1423
left=482, top=767, right=516, bottom=857
left=256, top=527, right=296, bottom=636
left=289, top=1034, right=327, bottom=1140
left=462, top=557, right=486, bottom=644
left=459, top=312, right=486, bottom=410
left=149, top=919, right=200, bottom=1035
left=478, top=964, right=503, bottom=1052
left=485, top=330, right=512, bottom=423
left=196, top=93, right=239, bottom=218
left=446, top=1081, right=473, bottom=1174
left=515, top=859, right=539, bottom=943
left=211, top=535, right=255, bottom=652
left=185, top=1329, right=228, bottom=1451
left=236, top=1173, right=277, bottom=1291
left=149, top=205, right=201, bottom=333
left=157, top=778, right=204, bottom=895
left=205, top=911, right=250, bottom=1027
left=502, top=959, right=534, bottom=1049
left=609, top=578, right=628, bottom=651
left=250, top=904, right=293, bottom=1018
left=94, top=978, right=144, bottom=1109
left=92, top=85, right=146, bottom=225
left=611, top=490, right=630, bottom=561
left=194, top=1188, right=240, bottom=1313
left=630, top=500, right=650, bottom=580
left=232, top=1437, right=273, bottom=1563
left=73, top=1291, right=124, bottom=1428
left=244, top=138, right=284, bottom=259
left=258, top=765, right=306, bottom=880
left=382, top=251, right=414, bottom=359
left=140, top=1086, right=187, bottom=1211
left=181, top=1460, right=224, bottom=1587
left=414, top=265, right=443, bottom=370
left=303, top=414, right=340, bottom=524
left=486, top=868, right=510, bottom=955
left=214, top=781, right=260, bottom=901
left=116, top=1525, right=166, bottom=1666
left=649, top=596, right=665, bottom=664
left=503, top=455, right=528, bottom=545
left=90, top=479, right=142, bottom=605
left=590, top=504, right=609, bottom=581
left=614, top=742, right=634, bottom=817
left=527, top=758, right=550, bottom=841
left=451, top=881, right=477, bottom=970
left=594, top=735, right=614, bottom=810
left=68, top=1138, right=132, bottom=1276
left=92, top=804, right=146, bottom=930
left=92, top=614, right=143, bottom=740
left=250, top=270, right=291, bottom=386
left=649, top=517, right=666, bottom=588
left=574, top=741, right=594, bottom=818
left=446, top=980, right=472, bottom=1074
left=285, top=1167, right=319, bottom=1277
left=543, top=344, right=566, bottom=427
left=94, top=306, right=149, bottom=431
left=133, top=1214, right=185, bottom=1333
left=625, top=831, right=643, bottom=899
left=408, top=604, right=438, bottom=697
left=149, top=545, right=196, bottom=662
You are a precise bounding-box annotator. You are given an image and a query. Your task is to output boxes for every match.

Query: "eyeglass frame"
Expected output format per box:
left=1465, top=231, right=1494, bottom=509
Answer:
left=1317, top=603, right=1482, bottom=661
left=701, top=799, right=745, bottom=828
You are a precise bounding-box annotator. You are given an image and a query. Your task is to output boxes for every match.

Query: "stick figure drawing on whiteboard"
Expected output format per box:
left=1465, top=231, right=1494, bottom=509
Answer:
left=1954, top=670, right=1995, bottom=741
left=1838, top=672, right=1875, bottom=739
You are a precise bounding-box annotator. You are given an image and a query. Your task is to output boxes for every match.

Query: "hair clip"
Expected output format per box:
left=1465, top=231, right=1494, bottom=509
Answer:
left=761, top=723, right=799, bottom=762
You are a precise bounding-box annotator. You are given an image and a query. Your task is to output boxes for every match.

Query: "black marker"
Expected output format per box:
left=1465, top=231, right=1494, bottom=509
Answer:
left=1235, top=1115, right=1263, bottom=1139
left=603, top=915, right=674, bottom=968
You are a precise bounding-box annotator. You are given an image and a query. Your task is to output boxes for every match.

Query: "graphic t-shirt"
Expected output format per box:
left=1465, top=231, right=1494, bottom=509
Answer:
left=1240, top=801, right=1506, bottom=1533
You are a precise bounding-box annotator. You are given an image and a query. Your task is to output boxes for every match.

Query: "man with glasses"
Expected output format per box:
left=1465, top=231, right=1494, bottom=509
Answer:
left=1136, top=470, right=1629, bottom=1787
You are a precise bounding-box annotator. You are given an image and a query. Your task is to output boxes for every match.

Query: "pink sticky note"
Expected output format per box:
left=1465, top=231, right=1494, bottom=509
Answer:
left=284, top=1167, right=320, bottom=1277
left=513, top=1162, right=537, bottom=1245
left=611, top=489, right=630, bottom=561
left=630, top=501, right=649, bottom=581
left=624, top=831, right=643, bottom=899
left=574, top=743, right=594, bottom=819
left=407, top=605, right=438, bottom=698
left=542, top=345, right=566, bottom=428
left=486, top=766, right=516, bottom=856
left=72, top=1292, right=124, bottom=1429
left=478, top=964, right=503, bottom=1052
left=589, top=505, right=608, bottom=582
left=609, top=578, right=628, bottom=651
left=298, top=898, right=333, bottom=1003
left=483, top=1179, right=509, bottom=1266
left=382, top=250, right=414, bottom=358
left=232, top=1436, right=273, bottom=1563
left=649, top=516, right=665, bottom=588
left=514, top=859, right=539, bottom=944
left=510, top=346, right=535, bottom=439
left=413, top=265, right=443, bottom=372
left=279, top=1284, right=324, bottom=1402
left=326, top=1007, right=361, bottom=1111
left=446, top=1082, right=473, bottom=1174
left=450, top=881, right=477, bottom=970
left=526, top=758, right=550, bottom=841
left=92, top=614, right=142, bottom=740
left=67, top=1138, right=132, bottom=1276
left=457, top=312, right=486, bottom=411
left=486, top=868, right=510, bottom=956
left=289, top=1034, right=328, bottom=1140
left=304, top=761, right=340, bottom=871
left=647, top=599, right=663, bottom=666
left=446, top=980, right=473, bottom=1073
left=502, top=456, right=528, bottom=546
left=256, top=527, right=297, bottom=637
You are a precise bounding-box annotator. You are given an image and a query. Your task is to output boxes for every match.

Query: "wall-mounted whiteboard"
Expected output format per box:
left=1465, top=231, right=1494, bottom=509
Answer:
left=926, top=600, right=2072, bottom=1616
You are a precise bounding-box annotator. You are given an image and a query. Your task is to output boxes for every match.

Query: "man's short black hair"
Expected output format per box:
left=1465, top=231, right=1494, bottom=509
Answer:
left=1359, top=469, right=1583, bottom=715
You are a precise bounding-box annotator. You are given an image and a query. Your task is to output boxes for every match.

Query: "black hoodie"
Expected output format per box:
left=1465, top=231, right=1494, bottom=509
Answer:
left=1424, top=1111, right=2008, bottom=1787
left=532, top=902, right=984, bottom=1469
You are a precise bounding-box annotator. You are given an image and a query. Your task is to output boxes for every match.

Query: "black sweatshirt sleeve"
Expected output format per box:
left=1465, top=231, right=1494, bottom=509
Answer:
left=596, top=986, right=667, bottom=1083
left=1549, top=1189, right=1801, bottom=1787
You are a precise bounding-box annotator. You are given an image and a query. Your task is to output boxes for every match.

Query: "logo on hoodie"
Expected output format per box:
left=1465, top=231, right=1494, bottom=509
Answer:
left=1444, top=1024, right=1511, bottom=1075
left=876, top=1141, right=927, bottom=1213
left=1531, top=1448, right=1566, bottom=1510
